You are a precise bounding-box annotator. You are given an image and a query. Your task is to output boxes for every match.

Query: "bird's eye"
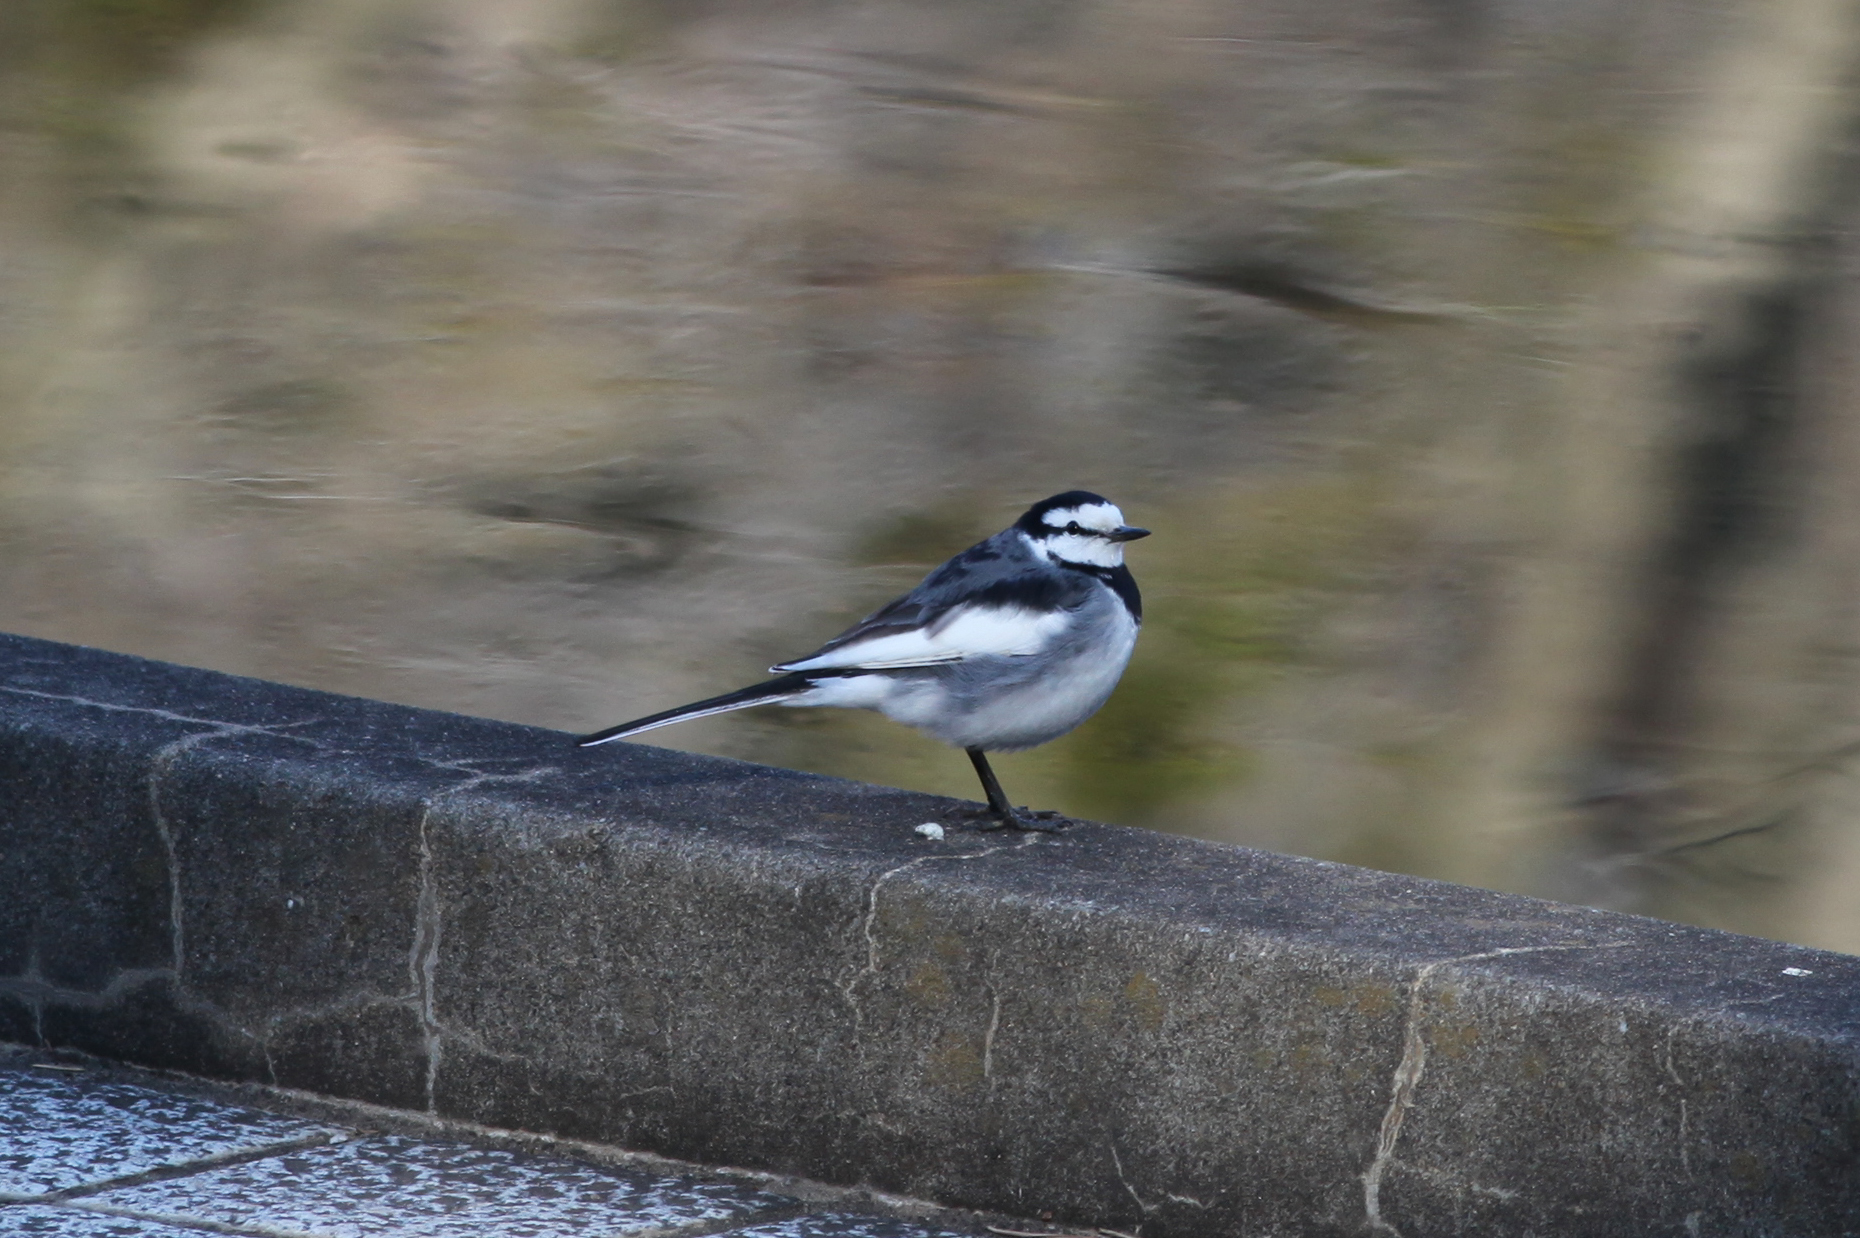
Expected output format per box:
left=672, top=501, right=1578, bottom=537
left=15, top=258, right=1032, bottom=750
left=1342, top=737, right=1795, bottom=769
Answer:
left=1065, top=521, right=1084, bottom=535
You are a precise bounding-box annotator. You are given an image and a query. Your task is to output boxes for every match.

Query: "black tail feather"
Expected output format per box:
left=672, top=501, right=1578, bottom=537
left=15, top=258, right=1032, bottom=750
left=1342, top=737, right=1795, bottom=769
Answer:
left=577, top=673, right=814, bottom=746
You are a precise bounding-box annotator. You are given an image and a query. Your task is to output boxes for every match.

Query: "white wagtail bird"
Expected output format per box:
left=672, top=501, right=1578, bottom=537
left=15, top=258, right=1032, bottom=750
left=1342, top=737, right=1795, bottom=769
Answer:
left=577, top=491, right=1150, bottom=831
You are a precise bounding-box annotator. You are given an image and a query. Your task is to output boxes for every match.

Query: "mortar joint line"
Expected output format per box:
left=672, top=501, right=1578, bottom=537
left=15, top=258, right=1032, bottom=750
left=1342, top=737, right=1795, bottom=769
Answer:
left=1107, top=1138, right=1153, bottom=1236
left=146, top=730, right=232, bottom=982
left=39, top=1133, right=339, bottom=1205
left=839, top=834, right=1041, bottom=1036
left=115, top=713, right=326, bottom=984
left=0, top=685, right=324, bottom=740
left=412, top=805, right=443, bottom=1115
left=60, top=1198, right=324, bottom=1238
left=398, top=763, right=555, bottom=1116
left=1359, top=941, right=1634, bottom=1236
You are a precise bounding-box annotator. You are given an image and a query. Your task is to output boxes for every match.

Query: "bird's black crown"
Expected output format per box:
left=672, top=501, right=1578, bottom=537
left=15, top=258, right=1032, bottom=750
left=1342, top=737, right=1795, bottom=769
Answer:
left=1013, top=491, right=1114, bottom=535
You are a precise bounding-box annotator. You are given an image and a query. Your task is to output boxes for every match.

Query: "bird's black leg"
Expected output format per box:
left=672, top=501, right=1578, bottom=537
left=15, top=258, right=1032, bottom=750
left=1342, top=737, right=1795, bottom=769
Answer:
left=966, top=747, right=1016, bottom=823
left=965, top=748, right=1065, bottom=833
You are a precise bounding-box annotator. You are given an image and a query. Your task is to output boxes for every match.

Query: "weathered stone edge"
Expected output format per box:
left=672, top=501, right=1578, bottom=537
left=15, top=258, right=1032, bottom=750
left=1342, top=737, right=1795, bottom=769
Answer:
left=2, top=631, right=1857, bottom=1237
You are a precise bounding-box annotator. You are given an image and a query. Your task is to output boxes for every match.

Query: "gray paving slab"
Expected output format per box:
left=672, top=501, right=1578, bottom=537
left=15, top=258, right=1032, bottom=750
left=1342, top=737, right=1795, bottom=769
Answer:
left=87, top=1134, right=796, bottom=1238
left=2, top=1204, right=208, bottom=1235
left=0, top=1066, right=331, bottom=1196
left=0, top=1055, right=994, bottom=1238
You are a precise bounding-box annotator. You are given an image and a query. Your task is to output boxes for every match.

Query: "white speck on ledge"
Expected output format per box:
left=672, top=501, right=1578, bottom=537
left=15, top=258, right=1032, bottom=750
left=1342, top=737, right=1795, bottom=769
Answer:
left=1782, top=967, right=1812, bottom=977
left=914, top=823, right=945, bottom=841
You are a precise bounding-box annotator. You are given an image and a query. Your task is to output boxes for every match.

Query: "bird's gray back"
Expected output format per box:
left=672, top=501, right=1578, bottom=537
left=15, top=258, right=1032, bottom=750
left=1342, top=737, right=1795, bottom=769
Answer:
left=800, top=530, right=1092, bottom=661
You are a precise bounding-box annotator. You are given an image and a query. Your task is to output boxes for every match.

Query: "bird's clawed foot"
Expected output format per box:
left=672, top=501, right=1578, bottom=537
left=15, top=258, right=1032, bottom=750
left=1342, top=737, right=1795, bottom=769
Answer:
left=973, top=806, right=1069, bottom=834
left=963, top=749, right=1068, bottom=833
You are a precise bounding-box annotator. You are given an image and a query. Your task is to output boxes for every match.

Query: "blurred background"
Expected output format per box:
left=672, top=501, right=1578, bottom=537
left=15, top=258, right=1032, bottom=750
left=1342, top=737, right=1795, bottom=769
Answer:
left=3, top=0, right=1860, bottom=951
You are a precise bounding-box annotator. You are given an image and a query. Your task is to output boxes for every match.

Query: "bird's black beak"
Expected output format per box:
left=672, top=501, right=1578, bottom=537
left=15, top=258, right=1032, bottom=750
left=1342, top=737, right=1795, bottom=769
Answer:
left=1108, top=525, right=1151, bottom=542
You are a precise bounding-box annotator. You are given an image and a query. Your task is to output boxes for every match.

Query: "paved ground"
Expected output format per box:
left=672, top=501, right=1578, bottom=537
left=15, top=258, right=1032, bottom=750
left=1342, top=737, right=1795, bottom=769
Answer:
left=0, top=1048, right=1035, bottom=1238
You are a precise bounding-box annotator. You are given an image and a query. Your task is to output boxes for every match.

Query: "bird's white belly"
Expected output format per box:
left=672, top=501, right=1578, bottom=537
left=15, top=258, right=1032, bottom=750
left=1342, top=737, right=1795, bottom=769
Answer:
left=783, top=598, right=1140, bottom=751
left=946, top=628, right=1136, bottom=749
left=893, top=608, right=1139, bottom=750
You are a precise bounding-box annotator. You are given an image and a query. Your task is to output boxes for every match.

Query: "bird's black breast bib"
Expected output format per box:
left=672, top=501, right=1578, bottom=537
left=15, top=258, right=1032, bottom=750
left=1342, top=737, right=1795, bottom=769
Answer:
left=1063, top=562, right=1141, bottom=622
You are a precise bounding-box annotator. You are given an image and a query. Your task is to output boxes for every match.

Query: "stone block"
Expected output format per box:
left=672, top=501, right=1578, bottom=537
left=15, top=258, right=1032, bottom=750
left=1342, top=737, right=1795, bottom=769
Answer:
left=3, top=631, right=1857, bottom=1236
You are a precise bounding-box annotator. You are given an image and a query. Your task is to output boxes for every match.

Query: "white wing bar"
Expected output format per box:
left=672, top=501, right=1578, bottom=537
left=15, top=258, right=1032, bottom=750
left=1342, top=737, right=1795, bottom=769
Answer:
left=775, top=604, right=1069, bottom=673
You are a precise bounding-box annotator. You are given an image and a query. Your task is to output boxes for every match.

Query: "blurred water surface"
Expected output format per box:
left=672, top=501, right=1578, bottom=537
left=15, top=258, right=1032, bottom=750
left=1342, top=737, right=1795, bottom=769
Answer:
left=5, top=0, right=1860, bottom=952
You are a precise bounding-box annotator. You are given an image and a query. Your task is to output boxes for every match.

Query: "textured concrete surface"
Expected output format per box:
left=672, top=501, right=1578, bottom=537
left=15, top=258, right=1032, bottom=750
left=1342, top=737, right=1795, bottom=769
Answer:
left=92, top=1137, right=778, bottom=1237
left=0, top=1056, right=975, bottom=1238
left=0, top=1067, right=330, bottom=1194
left=10, top=1206, right=205, bottom=1236
left=3, top=631, right=1860, bottom=1237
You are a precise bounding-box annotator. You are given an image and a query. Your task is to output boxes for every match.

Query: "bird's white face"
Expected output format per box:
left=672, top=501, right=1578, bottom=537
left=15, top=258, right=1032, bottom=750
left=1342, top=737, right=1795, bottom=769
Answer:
left=1029, top=501, right=1132, bottom=568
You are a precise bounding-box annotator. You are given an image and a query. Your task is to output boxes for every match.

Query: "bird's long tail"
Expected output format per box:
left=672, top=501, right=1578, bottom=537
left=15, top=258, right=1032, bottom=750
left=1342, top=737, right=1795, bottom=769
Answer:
left=576, top=673, right=815, bottom=747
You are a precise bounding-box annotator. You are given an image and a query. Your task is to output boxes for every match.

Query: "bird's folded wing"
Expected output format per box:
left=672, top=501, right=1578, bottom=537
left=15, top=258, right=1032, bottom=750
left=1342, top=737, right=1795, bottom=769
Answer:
left=774, top=603, right=1070, bottom=672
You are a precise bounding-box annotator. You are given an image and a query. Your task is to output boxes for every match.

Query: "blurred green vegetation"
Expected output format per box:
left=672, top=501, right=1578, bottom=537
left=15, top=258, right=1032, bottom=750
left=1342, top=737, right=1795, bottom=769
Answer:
left=1, top=0, right=1852, bottom=955
left=1061, top=477, right=1383, bottom=821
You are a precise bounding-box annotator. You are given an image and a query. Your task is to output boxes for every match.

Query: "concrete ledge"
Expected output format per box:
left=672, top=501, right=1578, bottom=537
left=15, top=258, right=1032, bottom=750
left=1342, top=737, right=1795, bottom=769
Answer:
left=2, top=631, right=1857, bottom=1236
